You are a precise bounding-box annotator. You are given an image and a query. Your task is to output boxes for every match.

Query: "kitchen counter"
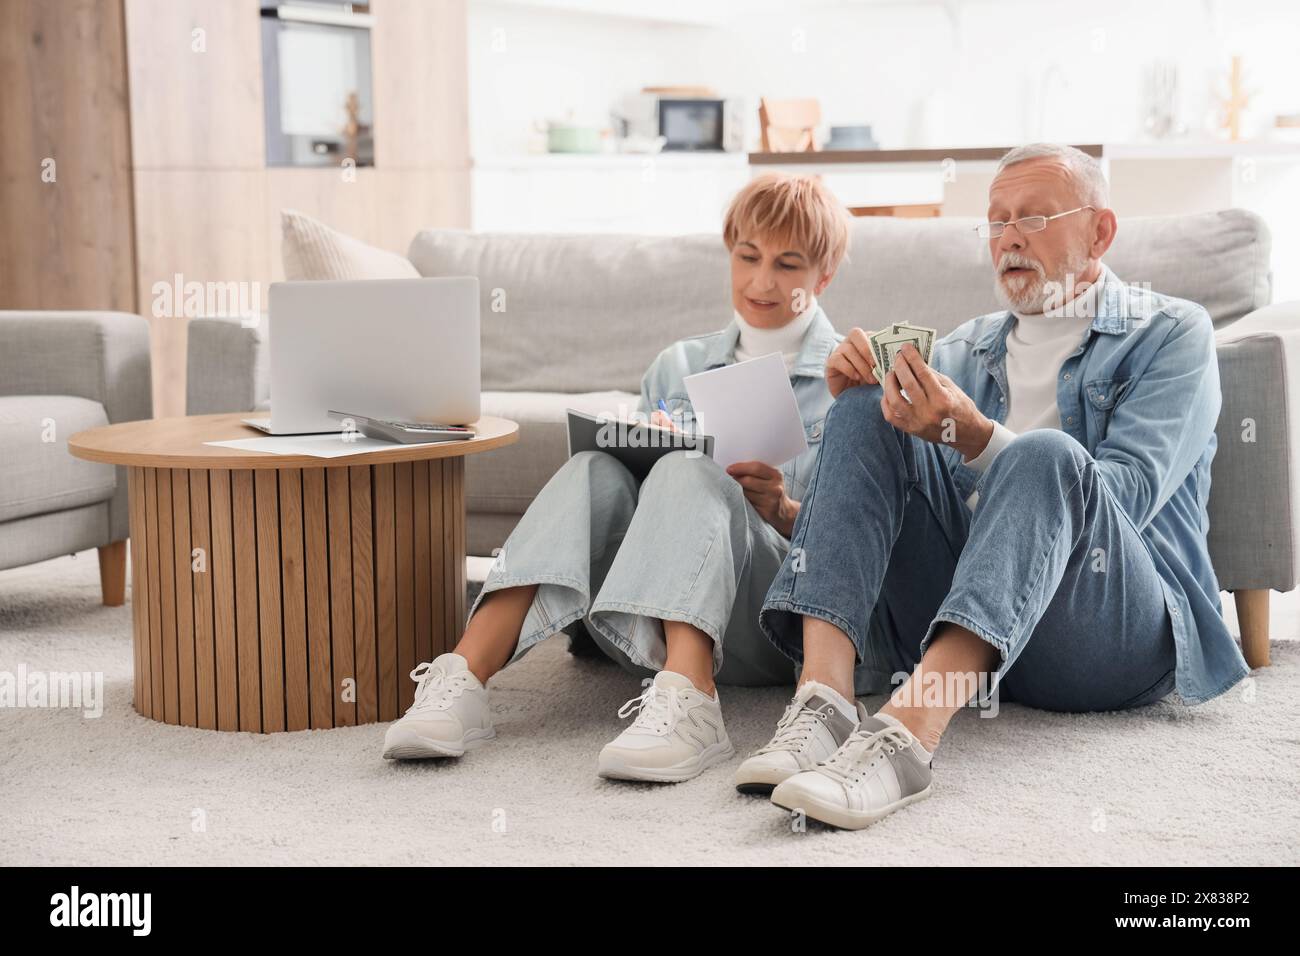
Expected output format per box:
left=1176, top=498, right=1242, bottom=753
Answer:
left=749, top=141, right=1300, bottom=165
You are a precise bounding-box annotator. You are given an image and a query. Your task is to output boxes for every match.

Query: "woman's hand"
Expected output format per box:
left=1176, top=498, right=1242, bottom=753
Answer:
left=650, top=410, right=678, bottom=430
left=826, top=327, right=879, bottom=398
left=726, top=461, right=799, bottom=537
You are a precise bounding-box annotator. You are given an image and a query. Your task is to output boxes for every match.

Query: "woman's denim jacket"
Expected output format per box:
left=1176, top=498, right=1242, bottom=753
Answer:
left=635, top=307, right=842, bottom=504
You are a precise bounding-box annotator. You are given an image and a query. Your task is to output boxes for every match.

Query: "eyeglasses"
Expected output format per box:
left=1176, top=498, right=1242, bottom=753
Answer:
left=975, top=205, right=1095, bottom=239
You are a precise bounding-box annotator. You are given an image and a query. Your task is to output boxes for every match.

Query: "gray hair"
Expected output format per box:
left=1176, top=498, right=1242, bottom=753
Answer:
left=995, top=143, right=1109, bottom=208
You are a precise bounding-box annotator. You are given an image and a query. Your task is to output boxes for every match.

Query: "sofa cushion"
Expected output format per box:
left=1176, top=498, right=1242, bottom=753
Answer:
left=0, top=396, right=115, bottom=524
left=281, top=209, right=420, bottom=281
left=409, top=209, right=1270, bottom=394
left=409, top=229, right=730, bottom=394
left=820, top=209, right=1271, bottom=343
left=467, top=390, right=638, bottom=514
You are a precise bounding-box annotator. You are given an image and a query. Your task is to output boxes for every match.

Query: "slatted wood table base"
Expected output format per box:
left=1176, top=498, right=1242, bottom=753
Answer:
left=125, top=459, right=467, bottom=732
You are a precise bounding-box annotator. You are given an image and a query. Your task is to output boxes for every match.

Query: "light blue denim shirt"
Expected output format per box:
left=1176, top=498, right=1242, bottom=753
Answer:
left=636, top=306, right=842, bottom=507
left=932, top=264, right=1249, bottom=704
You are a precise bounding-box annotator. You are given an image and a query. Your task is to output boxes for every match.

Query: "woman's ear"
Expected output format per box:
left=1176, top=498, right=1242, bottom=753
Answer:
left=813, top=270, right=836, bottom=296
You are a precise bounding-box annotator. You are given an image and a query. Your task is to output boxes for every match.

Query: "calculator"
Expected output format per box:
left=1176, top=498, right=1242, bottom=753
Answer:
left=326, top=410, right=476, bottom=445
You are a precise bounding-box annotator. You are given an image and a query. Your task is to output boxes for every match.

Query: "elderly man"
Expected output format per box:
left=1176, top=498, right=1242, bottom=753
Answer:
left=738, top=143, right=1250, bottom=829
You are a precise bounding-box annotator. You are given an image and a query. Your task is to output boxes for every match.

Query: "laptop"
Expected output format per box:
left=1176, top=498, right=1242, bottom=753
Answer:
left=242, top=276, right=481, bottom=435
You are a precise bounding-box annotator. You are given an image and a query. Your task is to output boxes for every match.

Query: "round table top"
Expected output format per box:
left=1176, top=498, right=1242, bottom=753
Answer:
left=68, top=413, right=519, bottom=470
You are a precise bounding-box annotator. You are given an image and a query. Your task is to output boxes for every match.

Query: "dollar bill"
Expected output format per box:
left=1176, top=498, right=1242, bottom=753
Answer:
left=868, top=324, right=937, bottom=376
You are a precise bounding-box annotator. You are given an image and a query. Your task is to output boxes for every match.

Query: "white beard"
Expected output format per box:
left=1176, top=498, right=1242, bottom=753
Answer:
left=994, top=246, right=1093, bottom=314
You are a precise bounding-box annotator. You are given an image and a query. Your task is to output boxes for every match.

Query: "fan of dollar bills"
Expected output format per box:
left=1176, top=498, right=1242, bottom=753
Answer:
left=868, top=323, right=937, bottom=376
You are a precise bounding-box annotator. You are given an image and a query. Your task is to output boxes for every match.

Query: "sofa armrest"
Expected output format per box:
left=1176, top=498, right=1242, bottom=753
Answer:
left=186, top=315, right=269, bottom=414
left=1209, top=300, right=1300, bottom=592
left=0, top=311, right=152, bottom=423
left=0, top=310, right=152, bottom=544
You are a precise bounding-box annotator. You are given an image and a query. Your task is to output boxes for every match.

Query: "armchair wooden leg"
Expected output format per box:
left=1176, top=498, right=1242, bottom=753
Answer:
left=1233, top=589, right=1270, bottom=669
left=98, top=540, right=127, bottom=607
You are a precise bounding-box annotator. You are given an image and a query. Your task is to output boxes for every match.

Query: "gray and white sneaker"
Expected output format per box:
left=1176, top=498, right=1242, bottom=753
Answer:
left=770, top=715, right=933, bottom=829
left=733, top=681, right=867, bottom=794
left=597, top=671, right=734, bottom=783
left=382, top=653, right=494, bottom=759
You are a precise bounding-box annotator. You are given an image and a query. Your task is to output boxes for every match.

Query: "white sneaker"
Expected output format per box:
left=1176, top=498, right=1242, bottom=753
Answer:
left=597, top=671, right=734, bottom=783
left=382, top=653, right=495, bottom=759
left=734, top=681, right=867, bottom=794
left=770, top=716, right=934, bottom=829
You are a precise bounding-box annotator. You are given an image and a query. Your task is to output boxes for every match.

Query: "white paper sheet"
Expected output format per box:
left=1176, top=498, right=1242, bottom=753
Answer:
left=683, top=352, right=808, bottom=470
left=204, top=435, right=454, bottom=458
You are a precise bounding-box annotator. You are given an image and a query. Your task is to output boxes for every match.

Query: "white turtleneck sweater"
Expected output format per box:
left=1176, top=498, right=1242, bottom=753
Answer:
left=733, top=297, right=818, bottom=372
left=962, top=277, right=1100, bottom=508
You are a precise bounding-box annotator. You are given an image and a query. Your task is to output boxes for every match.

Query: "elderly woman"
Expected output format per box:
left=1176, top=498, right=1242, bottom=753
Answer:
left=381, top=172, right=853, bottom=783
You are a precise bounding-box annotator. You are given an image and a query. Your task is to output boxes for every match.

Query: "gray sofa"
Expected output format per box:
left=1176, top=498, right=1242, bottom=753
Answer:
left=186, top=210, right=1298, bottom=666
left=0, top=311, right=153, bottom=603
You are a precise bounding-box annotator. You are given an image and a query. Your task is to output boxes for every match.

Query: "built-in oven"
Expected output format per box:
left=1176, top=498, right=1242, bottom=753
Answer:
left=259, top=1, right=376, bottom=167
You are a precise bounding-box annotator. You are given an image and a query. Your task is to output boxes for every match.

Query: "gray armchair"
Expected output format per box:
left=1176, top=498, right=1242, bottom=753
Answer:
left=0, top=311, right=152, bottom=604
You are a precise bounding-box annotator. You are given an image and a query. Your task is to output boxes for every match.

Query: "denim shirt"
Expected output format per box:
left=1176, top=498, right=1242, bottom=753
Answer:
left=636, top=307, right=842, bottom=507
left=932, top=264, right=1249, bottom=704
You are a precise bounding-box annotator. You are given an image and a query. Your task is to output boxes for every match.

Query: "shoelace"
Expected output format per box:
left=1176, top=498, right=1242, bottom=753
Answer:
left=407, top=662, right=474, bottom=715
left=617, top=682, right=686, bottom=736
left=754, top=697, right=823, bottom=755
left=817, top=724, right=918, bottom=787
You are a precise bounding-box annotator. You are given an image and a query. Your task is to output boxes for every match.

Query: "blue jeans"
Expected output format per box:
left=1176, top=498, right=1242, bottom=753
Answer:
left=759, top=384, right=1177, bottom=713
left=468, top=450, right=797, bottom=686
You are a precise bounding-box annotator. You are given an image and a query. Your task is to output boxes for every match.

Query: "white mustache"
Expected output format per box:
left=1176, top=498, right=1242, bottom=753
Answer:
left=998, top=252, right=1045, bottom=276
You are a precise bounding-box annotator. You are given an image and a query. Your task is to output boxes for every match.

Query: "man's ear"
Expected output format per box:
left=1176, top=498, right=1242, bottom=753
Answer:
left=813, top=270, right=836, bottom=296
left=1091, top=208, right=1119, bottom=259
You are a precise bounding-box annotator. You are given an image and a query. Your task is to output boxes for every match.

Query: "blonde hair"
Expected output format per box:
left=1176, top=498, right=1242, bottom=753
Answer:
left=722, top=172, right=852, bottom=275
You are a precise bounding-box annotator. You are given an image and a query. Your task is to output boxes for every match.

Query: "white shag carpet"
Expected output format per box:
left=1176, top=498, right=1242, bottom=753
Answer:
left=2, top=551, right=1298, bottom=867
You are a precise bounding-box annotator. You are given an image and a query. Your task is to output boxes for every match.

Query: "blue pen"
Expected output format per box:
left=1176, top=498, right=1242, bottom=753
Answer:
left=656, top=399, right=676, bottom=433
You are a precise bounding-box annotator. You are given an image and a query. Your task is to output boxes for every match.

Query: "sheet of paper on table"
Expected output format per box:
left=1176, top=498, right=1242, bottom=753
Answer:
left=204, top=435, right=451, bottom=458
left=683, top=351, right=809, bottom=470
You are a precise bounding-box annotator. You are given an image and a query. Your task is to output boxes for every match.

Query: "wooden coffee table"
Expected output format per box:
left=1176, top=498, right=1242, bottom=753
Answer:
left=68, top=413, right=518, bottom=733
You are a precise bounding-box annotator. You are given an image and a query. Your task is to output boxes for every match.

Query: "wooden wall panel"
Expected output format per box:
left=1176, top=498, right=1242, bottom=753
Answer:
left=123, top=0, right=264, bottom=170
left=0, top=0, right=135, bottom=312
left=373, top=168, right=471, bottom=255
left=133, top=169, right=270, bottom=418
left=371, top=0, right=469, bottom=169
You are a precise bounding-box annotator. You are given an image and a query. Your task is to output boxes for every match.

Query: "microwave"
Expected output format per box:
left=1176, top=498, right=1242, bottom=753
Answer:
left=659, top=98, right=745, bottom=152
left=618, top=94, right=745, bottom=152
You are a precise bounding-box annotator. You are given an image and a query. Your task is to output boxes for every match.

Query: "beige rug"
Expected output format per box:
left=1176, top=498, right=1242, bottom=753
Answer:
left=2, top=551, right=1297, bottom=866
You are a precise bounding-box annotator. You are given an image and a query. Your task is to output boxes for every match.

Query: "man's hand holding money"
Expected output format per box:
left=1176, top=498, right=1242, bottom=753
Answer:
left=827, top=328, right=994, bottom=463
